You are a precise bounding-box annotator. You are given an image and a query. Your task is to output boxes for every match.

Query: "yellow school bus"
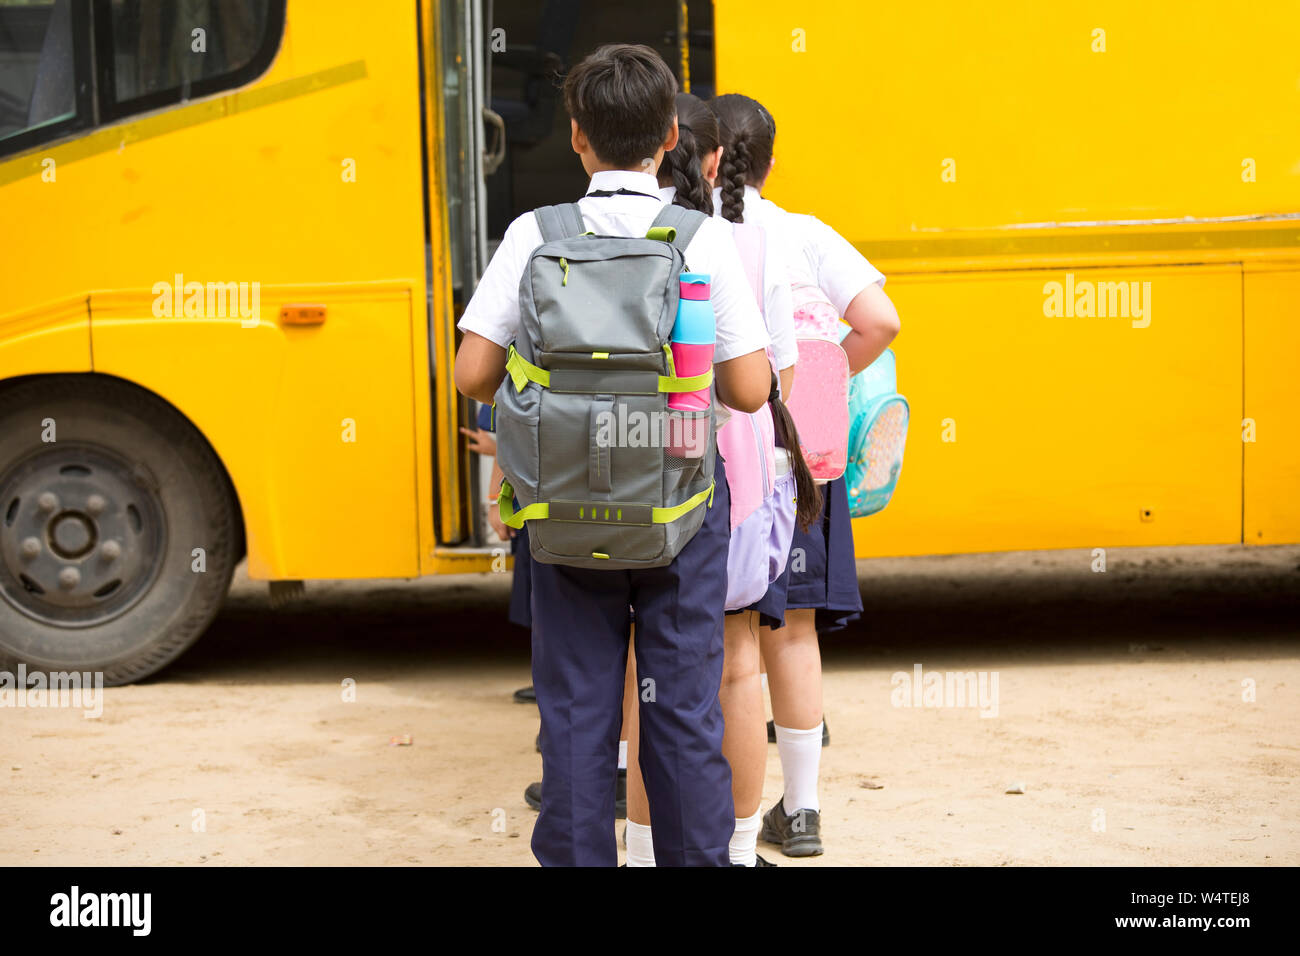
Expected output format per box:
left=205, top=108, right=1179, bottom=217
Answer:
left=0, top=0, right=1296, bottom=682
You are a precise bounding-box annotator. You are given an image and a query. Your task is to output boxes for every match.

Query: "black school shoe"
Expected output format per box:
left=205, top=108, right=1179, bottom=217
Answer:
left=761, top=797, right=823, bottom=857
left=766, top=719, right=831, bottom=746
left=524, top=769, right=628, bottom=819
left=513, top=685, right=536, bottom=704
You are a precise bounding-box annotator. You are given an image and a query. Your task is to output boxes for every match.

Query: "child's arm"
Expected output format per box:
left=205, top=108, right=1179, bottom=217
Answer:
left=454, top=215, right=538, bottom=403
left=716, top=351, right=774, bottom=413
left=803, top=216, right=901, bottom=375
left=705, top=219, right=774, bottom=413
left=841, top=283, right=901, bottom=375
left=455, top=332, right=509, bottom=405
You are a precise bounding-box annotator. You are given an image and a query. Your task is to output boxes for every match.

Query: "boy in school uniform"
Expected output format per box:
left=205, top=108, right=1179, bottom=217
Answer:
left=454, top=44, right=773, bottom=867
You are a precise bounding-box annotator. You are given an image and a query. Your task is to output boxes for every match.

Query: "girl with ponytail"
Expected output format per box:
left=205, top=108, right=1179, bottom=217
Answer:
left=711, top=91, right=903, bottom=860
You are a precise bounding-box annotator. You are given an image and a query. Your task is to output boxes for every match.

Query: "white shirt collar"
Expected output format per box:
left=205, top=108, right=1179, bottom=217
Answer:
left=585, top=169, right=663, bottom=197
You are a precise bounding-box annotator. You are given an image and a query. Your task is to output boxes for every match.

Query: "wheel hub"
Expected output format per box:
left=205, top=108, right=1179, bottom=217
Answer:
left=50, top=512, right=96, bottom=558
left=0, top=445, right=166, bottom=628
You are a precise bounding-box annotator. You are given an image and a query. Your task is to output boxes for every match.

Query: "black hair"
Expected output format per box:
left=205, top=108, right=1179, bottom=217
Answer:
left=657, top=93, right=720, bottom=215
left=562, top=44, right=678, bottom=168
left=711, top=93, right=777, bottom=224
left=766, top=371, right=822, bottom=531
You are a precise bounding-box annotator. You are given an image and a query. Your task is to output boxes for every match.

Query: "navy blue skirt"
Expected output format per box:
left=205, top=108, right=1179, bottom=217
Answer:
left=783, top=474, right=862, bottom=634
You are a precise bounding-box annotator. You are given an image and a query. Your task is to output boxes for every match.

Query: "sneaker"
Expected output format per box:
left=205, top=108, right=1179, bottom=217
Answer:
left=760, top=796, right=823, bottom=857
left=524, top=769, right=628, bottom=819
left=766, top=719, right=830, bottom=746
left=513, top=685, right=536, bottom=704
left=754, top=853, right=777, bottom=866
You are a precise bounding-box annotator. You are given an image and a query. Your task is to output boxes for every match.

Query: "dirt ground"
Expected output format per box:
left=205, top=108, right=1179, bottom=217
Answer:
left=3, top=543, right=1298, bottom=866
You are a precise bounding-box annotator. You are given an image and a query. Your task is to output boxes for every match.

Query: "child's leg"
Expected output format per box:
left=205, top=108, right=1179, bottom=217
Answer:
left=722, top=612, right=766, bottom=816
left=528, top=559, right=633, bottom=867
left=630, top=463, right=735, bottom=867
left=760, top=607, right=823, bottom=813
left=621, top=639, right=637, bottom=775
left=622, top=635, right=657, bottom=866
left=626, top=612, right=768, bottom=866
left=624, top=636, right=649, bottom=817
left=720, top=611, right=767, bottom=865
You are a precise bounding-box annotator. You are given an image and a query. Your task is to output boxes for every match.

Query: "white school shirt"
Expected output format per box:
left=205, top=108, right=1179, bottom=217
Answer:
left=660, top=184, right=797, bottom=372
left=459, top=170, right=771, bottom=365
left=711, top=184, right=887, bottom=316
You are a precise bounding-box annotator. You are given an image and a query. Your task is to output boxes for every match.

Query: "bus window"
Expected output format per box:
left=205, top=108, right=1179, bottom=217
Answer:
left=94, top=0, right=284, bottom=121
left=0, top=0, right=89, bottom=156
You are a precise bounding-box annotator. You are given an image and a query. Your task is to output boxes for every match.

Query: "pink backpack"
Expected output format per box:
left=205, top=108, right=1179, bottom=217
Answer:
left=786, top=282, right=850, bottom=481
left=718, top=223, right=796, bottom=610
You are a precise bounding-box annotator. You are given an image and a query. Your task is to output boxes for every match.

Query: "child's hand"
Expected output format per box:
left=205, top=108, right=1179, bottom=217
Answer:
left=460, top=426, right=497, bottom=457
left=487, top=501, right=514, bottom=540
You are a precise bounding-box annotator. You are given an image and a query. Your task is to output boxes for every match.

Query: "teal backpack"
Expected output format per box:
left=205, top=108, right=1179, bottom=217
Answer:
left=843, top=347, right=909, bottom=518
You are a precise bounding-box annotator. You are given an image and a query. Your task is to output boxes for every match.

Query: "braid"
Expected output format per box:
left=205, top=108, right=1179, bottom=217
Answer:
left=668, top=125, right=713, bottom=214
left=720, top=138, right=749, bottom=223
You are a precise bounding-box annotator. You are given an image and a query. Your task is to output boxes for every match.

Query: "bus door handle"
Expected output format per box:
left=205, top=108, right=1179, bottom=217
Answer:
left=482, top=107, right=506, bottom=177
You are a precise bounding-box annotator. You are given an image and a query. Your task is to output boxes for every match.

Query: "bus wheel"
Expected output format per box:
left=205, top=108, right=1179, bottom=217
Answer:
left=0, top=376, right=240, bottom=686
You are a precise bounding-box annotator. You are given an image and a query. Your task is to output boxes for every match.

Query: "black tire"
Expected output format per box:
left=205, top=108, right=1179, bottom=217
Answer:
left=0, top=375, right=240, bottom=685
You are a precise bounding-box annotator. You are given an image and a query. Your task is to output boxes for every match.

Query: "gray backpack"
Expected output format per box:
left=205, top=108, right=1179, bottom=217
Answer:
left=493, top=202, right=717, bottom=570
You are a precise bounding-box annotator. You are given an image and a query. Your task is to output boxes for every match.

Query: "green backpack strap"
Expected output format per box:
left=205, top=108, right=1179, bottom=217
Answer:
left=534, top=203, right=587, bottom=243
left=647, top=204, right=707, bottom=255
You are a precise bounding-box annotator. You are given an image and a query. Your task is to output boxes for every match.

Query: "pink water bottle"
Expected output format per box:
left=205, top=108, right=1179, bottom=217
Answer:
left=666, top=273, right=714, bottom=458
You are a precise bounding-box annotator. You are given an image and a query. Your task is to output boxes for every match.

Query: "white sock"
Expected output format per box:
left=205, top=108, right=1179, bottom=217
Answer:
left=625, top=821, right=656, bottom=867
left=774, top=722, right=823, bottom=814
left=729, top=810, right=762, bottom=866
left=618, top=740, right=627, bottom=771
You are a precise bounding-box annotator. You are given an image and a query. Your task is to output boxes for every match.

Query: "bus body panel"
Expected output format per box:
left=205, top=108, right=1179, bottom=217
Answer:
left=713, top=0, right=1300, bottom=235
left=1244, top=267, right=1300, bottom=545
left=0, top=0, right=438, bottom=579
left=849, top=264, right=1243, bottom=556
left=0, top=296, right=92, bottom=376
left=715, top=0, right=1300, bottom=556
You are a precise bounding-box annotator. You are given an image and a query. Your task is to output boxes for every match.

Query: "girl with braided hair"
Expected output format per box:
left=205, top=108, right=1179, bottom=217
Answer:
left=619, top=92, right=806, bottom=866
left=712, top=91, right=902, bottom=858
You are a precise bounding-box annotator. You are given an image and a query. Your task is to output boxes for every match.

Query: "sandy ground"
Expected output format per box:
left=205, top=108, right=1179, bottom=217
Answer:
left=3, top=544, right=1298, bottom=867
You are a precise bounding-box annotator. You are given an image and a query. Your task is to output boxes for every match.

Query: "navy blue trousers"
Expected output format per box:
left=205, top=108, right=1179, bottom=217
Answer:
left=528, top=459, right=734, bottom=867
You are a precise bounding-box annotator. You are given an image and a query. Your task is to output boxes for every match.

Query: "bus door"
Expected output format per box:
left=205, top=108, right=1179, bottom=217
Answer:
left=427, top=0, right=714, bottom=557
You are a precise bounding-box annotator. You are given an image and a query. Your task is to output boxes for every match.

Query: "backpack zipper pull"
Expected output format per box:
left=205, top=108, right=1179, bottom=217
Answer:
left=559, top=257, right=570, bottom=286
